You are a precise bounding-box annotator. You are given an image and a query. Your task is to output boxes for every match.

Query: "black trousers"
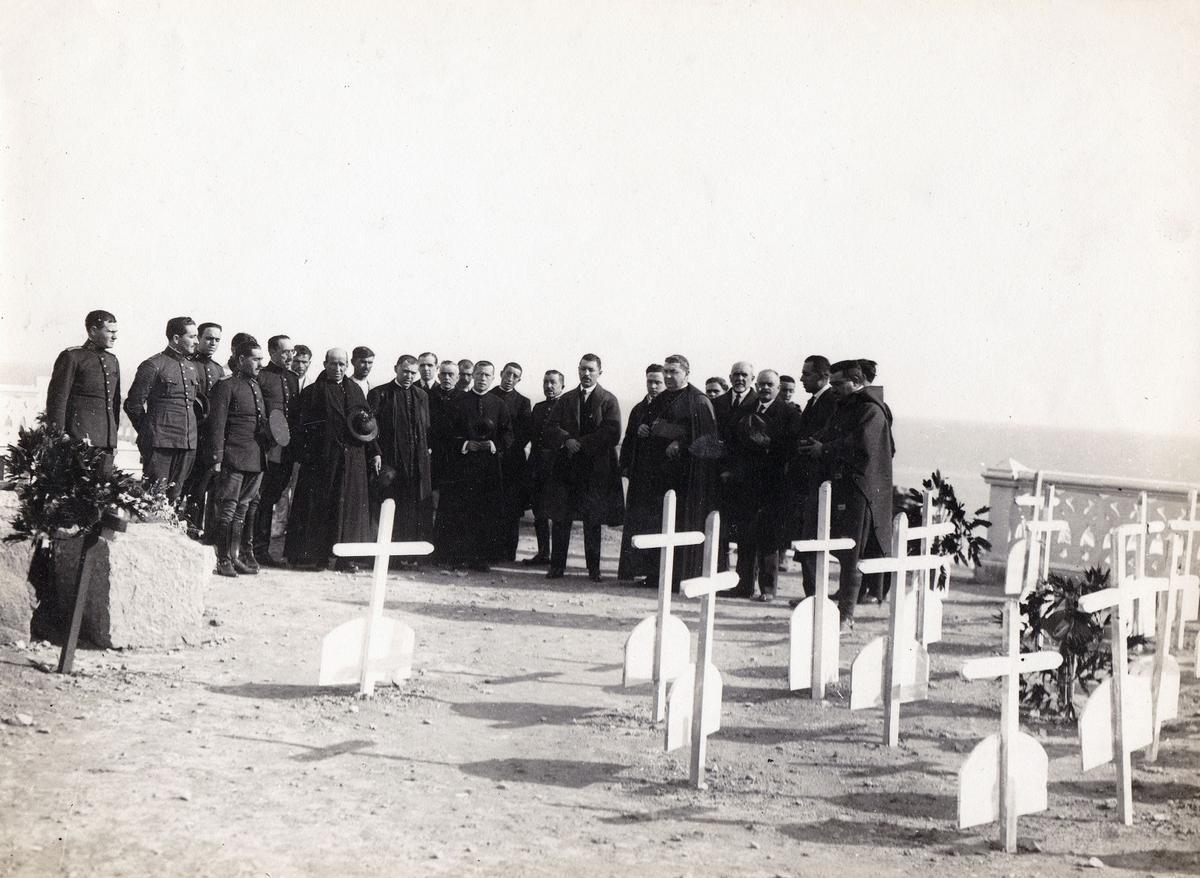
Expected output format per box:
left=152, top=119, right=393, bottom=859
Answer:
left=551, top=520, right=601, bottom=574
left=736, top=538, right=778, bottom=597
left=144, top=448, right=196, bottom=503
left=253, top=460, right=292, bottom=557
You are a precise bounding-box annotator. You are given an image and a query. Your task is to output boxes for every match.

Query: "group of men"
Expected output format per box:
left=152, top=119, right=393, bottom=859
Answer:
left=46, top=310, right=895, bottom=627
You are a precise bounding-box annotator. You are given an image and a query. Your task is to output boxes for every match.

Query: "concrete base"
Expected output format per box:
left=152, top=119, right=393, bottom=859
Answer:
left=54, top=522, right=212, bottom=649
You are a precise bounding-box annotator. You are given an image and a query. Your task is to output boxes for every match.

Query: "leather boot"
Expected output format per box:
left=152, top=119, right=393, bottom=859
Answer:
left=237, top=514, right=260, bottom=574
left=231, top=519, right=258, bottom=575
left=214, top=521, right=238, bottom=577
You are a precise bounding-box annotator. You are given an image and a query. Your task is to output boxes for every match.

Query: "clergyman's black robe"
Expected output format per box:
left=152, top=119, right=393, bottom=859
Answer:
left=434, top=390, right=514, bottom=564
left=368, top=381, right=432, bottom=541
left=285, top=373, right=379, bottom=565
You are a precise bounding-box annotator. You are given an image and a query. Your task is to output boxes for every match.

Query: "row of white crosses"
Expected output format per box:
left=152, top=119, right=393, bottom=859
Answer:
left=622, top=491, right=735, bottom=788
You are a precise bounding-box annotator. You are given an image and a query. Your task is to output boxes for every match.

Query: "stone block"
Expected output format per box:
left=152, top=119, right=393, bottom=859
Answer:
left=0, top=491, right=35, bottom=644
left=55, top=521, right=212, bottom=649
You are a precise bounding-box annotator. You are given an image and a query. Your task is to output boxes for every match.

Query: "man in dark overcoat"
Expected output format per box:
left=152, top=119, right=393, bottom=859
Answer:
left=721, top=370, right=803, bottom=601
left=124, top=316, right=201, bottom=501
left=434, top=361, right=513, bottom=571
left=709, top=360, right=757, bottom=572
left=252, top=334, right=301, bottom=565
left=617, top=363, right=667, bottom=583
left=543, top=354, right=624, bottom=582
left=788, top=354, right=838, bottom=595
left=46, top=309, right=122, bottom=461
left=488, top=361, right=532, bottom=561
left=801, top=359, right=895, bottom=627
left=285, top=348, right=381, bottom=572
left=368, top=354, right=432, bottom=544
left=522, top=369, right=564, bottom=566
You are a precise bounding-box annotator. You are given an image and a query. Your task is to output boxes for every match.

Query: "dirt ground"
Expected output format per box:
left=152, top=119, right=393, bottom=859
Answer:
left=1, top=524, right=1198, bottom=878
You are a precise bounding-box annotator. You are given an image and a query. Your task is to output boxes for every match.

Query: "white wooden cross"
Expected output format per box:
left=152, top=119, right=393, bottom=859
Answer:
left=850, top=512, right=952, bottom=746
left=319, top=499, right=434, bottom=696
left=1015, top=483, right=1068, bottom=595
left=664, top=511, right=738, bottom=789
left=957, top=538, right=1063, bottom=853
left=1168, top=489, right=1199, bottom=652
left=907, top=489, right=955, bottom=646
left=1138, top=534, right=1199, bottom=762
left=624, top=490, right=705, bottom=722
left=788, top=480, right=854, bottom=699
left=1112, top=506, right=1166, bottom=638
left=1077, top=573, right=1172, bottom=824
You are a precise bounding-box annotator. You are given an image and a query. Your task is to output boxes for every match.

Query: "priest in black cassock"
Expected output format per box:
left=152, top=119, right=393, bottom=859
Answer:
left=434, top=361, right=513, bottom=571
left=488, top=362, right=532, bottom=561
left=285, top=348, right=381, bottom=572
left=367, top=354, right=432, bottom=545
left=617, top=363, right=667, bottom=583
left=649, top=354, right=720, bottom=587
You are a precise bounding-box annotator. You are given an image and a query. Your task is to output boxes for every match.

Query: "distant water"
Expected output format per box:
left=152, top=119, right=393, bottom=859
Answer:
left=611, top=395, right=1200, bottom=517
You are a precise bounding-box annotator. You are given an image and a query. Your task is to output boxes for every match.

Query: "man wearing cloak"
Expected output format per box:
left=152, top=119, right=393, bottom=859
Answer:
left=368, top=354, right=432, bottom=545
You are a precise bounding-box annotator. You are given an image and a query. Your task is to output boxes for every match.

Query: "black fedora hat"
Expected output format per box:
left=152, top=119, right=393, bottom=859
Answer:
left=346, top=405, right=379, bottom=443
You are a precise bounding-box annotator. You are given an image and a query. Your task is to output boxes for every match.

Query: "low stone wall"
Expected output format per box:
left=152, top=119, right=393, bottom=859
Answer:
left=0, top=491, right=35, bottom=643
left=54, top=521, right=212, bottom=649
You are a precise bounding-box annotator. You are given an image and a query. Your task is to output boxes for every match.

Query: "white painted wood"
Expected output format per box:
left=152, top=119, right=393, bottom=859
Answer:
left=1170, top=492, right=1199, bottom=649
left=788, top=481, right=847, bottom=699
left=849, top=635, right=929, bottom=711
left=912, top=490, right=953, bottom=646
left=628, top=490, right=704, bottom=722
left=622, top=614, right=690, bottom=686
left=664, top=662, right=723, bottom=753
left=788, top=596, right=840, bottom=691
left=958, top=732, right=1049, bottom=830
left=1133, top=654, right=1180, bottom=723
left=1078, top=675, right=1154, bottom=771
left=321, top=499, right=433, bottom=696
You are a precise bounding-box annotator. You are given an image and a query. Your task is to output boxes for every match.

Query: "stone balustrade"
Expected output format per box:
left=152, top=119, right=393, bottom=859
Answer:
left=979, top=461, right=1199, bottom=582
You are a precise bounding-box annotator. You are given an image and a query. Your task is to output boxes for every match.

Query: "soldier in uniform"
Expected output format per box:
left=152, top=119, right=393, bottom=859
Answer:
left=252, top=334, right=300, bottom=567
left=182, top=322, right=224, bottom=538
left=124, top=316, right=201, bottom=501
left=204, top=340, right=269, bottom=577
left=45, top=309, right=122, bottom=462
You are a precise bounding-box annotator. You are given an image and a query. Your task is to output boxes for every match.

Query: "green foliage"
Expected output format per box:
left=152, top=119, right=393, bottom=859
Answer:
left=896, top=469, right=992, bottom=588
left=3, top=418, right=177, bottom=544
left=1017, top=566, right=1147, bottom=722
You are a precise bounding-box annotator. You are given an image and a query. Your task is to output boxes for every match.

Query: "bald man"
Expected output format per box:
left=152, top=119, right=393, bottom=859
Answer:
left=285, top=347, right=381, bottom=571
left=710, top=360, right=757, bottom=572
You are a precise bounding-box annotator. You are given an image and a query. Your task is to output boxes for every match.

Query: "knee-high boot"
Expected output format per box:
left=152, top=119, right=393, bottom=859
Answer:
left=231, top=515, right=258, bottom=575
left=214, top=520, right=238, bottom=577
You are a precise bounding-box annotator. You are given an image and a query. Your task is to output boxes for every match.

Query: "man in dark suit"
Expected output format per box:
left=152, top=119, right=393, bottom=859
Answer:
left=425, top=360, right=460, bottom=548
left=455, top=359, right=474, bottom=394
left=489, top=361, right=532, bottom=561
left=124, top=316, right=201, bottom=501
left=790, top=354, right=839, bottom=595
left=800, top=359, right=895, bottom=628
left=252, top=335, right=300, bottom=567
left=285, top=348, right=382, bottom=572
left=709, top=361, right=757, bottom=572
left=722, top=370, right=803, bottom=601
left=543, top=353, right=625, bottom=581
left=434, top=361, right=514, bottom=571
left=46, top=309, right=122, bottom=461
left=522, top=369, right=564, bottom=566
left=368, top=354, right=432, bottom=546
left=204, top=340, right=269, bottom=577
left=182, top=322, right=225, bottom=539
left=617, top=363, right=667, bottom=583
left=416, top=352, right=438, bottom=393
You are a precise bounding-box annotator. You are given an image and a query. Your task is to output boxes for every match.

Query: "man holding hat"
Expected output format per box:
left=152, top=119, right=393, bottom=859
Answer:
left=285, top=348, right=381, bottom=572
left=252, top=334, right=300, bottom=566
left=368, top=354, right=432, bottom=548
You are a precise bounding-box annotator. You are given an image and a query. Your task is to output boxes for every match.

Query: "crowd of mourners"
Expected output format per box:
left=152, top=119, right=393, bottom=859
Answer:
left=46, top=310, right=895, bottom=629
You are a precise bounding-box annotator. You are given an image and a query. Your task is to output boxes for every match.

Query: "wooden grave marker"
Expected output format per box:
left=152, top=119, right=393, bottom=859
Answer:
left=850, top=512, right=952, bottom=746
left=625, top=490, right=705, bottom=722
left=320, top=498, right=433, bottom=696
left=788, top=480, right=854, bottom=698
left=1168, top=489, right=1199, bottom=651
left=1136, top=535, right=1199, bottom=762
left=1015, top=483, right=1068, bottom=596
left=1077, top=573, right=1171, bottom=824
left=906, top=489, right=955, bottom=646
left=664, top=511, right=738, bottom=788
left=957, top=538, right=1063, bottom=852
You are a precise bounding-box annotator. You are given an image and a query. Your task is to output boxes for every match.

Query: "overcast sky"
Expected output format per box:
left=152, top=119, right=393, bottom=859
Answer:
left=2, top=1, right=1197, bottom=436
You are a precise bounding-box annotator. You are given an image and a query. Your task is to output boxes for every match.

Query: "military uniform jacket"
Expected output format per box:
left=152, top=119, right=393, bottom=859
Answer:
left=205, top=375, right=267, bottom=473
left=46, top=341, right=121, bottom=448
left=258, top=362, right=301, bottom=464
left=124, top=348, right=201, bottom=450
left=192, top=356, right=225, bottom=403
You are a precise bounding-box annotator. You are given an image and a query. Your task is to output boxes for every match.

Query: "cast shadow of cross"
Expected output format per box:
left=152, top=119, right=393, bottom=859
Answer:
left=1076, top=849, right=1200, bottom=875
left=207, top=683, right=353, bottom=700
left=449, top=700, right=605, bottom=729
left=223, top=733, right=408, bottom=764
left=780, top=817, right=965, bottom=850
left=456, top=757, right=631, bottom=789
left=332, top=596, right=642, bottom=633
